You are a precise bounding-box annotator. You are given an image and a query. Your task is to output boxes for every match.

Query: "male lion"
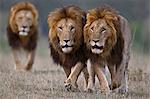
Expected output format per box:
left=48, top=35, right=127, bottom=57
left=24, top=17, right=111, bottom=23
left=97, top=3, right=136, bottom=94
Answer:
left=7, top=2, right=39, bottom=71
left=47, top=5, right=88, bottom=91
left=84, top=5, right=132, bottom=93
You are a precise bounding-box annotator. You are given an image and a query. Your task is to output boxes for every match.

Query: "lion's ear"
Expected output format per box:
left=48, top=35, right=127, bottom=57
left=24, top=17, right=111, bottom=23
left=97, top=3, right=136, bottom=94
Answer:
left=47, top=17, right=51, bottom=28
left=10, top=6, right=16, bottom=13
left=86, top=13, right=91, bottom=19
left=86, top=13, right=95, bottom=23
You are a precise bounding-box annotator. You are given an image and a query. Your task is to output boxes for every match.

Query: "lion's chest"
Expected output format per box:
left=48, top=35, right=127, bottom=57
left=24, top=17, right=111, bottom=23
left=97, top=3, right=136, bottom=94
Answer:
left=17, top=36, right=32, bottom=50
left=50, top=45, right=84, bottom=68
left=60, top=55, right=78, bottom=68
left=19, top=36, right=30, bottom=47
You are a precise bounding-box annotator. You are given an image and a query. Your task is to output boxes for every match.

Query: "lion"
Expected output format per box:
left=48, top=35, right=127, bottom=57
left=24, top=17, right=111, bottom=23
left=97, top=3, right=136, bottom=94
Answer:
left=83, top=5, right=132, bottom=93
left=47, top=5, right=88, bottom=91
left=7, top=2, right=39, bottom=71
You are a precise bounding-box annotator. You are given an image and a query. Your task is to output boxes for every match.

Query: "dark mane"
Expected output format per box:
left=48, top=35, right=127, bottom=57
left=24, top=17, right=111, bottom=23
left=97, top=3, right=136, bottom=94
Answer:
left=84, top=5, right=132, bottom=91
left=47, top=5, right=86, bottom=29
left=7, top=2, right=38, bottom=51
left=49, top=42, right=87, bottom=68
left=85, top=5, right=124, bottom=66
left=48, top=5, right=86, bottom=67
left=7, top=25, right=38, bottom=51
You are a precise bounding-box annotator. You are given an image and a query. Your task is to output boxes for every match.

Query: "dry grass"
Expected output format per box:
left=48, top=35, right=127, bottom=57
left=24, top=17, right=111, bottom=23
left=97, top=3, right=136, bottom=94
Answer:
left=0, top=39, right=150, bottom=99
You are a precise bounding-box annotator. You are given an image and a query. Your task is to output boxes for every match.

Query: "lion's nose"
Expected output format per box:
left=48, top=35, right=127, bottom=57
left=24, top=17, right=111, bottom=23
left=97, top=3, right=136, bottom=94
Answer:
left=63, top=40, right=70, bottom=43
left=92, top=39, right=99, bottom=43
left=22, top=26, right=27, bottom=28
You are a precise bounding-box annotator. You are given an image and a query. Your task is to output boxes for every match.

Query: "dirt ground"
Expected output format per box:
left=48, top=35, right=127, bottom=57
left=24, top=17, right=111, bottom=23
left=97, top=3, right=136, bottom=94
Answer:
left=0, top=40, right=150, bottom=99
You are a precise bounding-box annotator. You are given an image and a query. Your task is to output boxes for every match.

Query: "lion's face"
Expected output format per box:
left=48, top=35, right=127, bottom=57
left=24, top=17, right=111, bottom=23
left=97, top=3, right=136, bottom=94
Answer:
left=56, top=19, right=77, bottom=53
left=48, top=6, right=84, bottom=54
left=84, top=18, right=117, bottom=55
left=15, top=10, right=34, bottom=36
left=9, top=2, right=38, bottom=37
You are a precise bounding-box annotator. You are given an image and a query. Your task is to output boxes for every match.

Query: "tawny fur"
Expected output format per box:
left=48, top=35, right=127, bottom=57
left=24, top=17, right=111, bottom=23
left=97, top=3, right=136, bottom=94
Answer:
left=47, top=5, right=88, bottom=91
left=84, top=5, right=132, bottom=93
left=47, top=5, right=86, bottom=69
left=7, top=2, right=38, bottom=71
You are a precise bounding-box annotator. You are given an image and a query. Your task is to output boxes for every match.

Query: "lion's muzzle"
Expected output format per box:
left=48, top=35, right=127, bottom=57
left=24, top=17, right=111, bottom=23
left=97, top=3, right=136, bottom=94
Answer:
left=19, top=26, right=30, bottom=36
left=90, top=40, right=104, bottom=54
left=60, top=40, right=73, bottom=53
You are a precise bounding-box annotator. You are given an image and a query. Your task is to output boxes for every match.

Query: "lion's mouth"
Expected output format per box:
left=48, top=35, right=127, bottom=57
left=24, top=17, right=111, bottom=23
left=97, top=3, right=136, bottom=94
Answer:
left=91, top=45, right=104, bottom=54
left=19, top=27, right=30, bottom=36
left=92, top=45, right=104, bottom=50
left=61, top=44, right=73, bottom=53
left=62, top=45, right=73, bottom=48
left=19, top=31, right=28, bottom=36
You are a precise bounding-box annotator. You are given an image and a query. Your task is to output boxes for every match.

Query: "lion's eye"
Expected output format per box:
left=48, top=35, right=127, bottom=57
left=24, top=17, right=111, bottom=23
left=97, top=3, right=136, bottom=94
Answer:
left=58, top=26, right=63, bottom=31
left=18, top=17, right=23, bottom=20
left=90, top=26, right=94, bottom=32
left=70, top=26, right=75, bottom=31
left=101, top=27, right=106, bottom=33
left=27, top=18, right=32, bottom=21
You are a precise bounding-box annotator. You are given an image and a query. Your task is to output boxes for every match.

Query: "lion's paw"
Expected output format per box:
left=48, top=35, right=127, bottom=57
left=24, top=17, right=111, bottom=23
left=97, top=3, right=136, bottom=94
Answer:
left=112, top=85, right=128, bottom=94
left=100, top=89, right=111, bottom=95
left=84, top=88, right=94, bottom=93
left=64, top=83, right=79, bottom=92
left=64, top=79, right=78, bottom=92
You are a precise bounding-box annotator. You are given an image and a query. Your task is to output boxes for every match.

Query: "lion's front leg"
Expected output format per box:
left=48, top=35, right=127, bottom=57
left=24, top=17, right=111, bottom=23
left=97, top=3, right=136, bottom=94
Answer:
left=25, top=50, right=35, bottom=71
left=64, top=62, right=84, bottom=91
left=94, top=64, right=110, bottom=93
left=82, top=67, right=89, bottom=91
left=85, top=59, right=95, bottom=92
left=63, top=66, right=71, bottom=78
left=12, top=49, right=24, bottom=71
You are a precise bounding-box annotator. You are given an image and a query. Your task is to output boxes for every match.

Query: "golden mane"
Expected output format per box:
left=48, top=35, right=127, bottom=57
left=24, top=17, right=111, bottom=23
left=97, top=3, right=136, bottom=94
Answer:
left=7, top=2, right=39, bottom=51
left=47, top=5, right=85, bottom=28
left=9, top=2, right=38, bottom=33
left=47, top=6, right=88, bottom=91
left=84, top=5, right=119, bottom=43
left=47, top=5, right=86, bottom=66
left=84, top=5, right=123, bottom=57
left=7, top=2, right=39, bottom=71
left=86, top=5, right=118, bottom=23
left=47, top=5, right=85, bottom=54
left=83, top=5, right=132, bottom=92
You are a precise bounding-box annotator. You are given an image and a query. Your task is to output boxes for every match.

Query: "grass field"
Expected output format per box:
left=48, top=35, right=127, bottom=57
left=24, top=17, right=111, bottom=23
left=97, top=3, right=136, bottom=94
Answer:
left=0, top=38, right=150, bottom=99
